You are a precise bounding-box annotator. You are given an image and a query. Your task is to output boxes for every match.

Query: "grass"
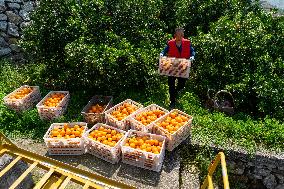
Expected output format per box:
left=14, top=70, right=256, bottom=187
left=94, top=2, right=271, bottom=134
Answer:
left=0, top=59, right=283, bottom=154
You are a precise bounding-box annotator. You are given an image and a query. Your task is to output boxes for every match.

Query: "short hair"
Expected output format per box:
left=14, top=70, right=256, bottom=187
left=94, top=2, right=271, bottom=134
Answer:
left=175, top=27, right=184, bottom=34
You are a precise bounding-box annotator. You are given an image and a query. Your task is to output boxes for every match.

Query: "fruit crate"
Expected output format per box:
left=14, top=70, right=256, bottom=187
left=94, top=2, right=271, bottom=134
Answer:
left=83, top=123, right=127, bottom=164
left=129, top=104, right=169, bottom=133
left=81, top=95, right=113, bottom=125
left=153, top=109, right=193, bottom=151
left=121, top=130, right=166, bottom=172
left=3, top=85, right=41, bottom=112
left=43, top=122, right=87, bottom=155
left=158, top=56, right=191, bottom=78
left=105, top=99, right=143, bottom=131
left=36, top=91, right=70, bottom=120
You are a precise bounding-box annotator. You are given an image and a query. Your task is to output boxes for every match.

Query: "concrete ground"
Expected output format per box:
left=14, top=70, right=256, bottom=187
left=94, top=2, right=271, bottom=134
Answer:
left=12, top=138, right=200, bottom=189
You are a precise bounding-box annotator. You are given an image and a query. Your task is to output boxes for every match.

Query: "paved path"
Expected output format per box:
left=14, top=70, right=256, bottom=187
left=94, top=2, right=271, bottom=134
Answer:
left=13, top=139, right=198, bottom=189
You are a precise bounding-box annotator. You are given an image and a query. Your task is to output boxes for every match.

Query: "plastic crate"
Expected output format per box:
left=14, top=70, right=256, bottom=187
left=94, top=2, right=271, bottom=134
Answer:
left=121, top=130, right=166, bottom=172
left=158, top=56, right=191, bottom=78
left=129, top=104, right=169, bottom=133
left=83, top=123, right=127, bottom=164
left=43, top=122, right=87, bottom=155
left=81, top=95, right=113, bottom=125
left=105, top=99, right=143, bottom=131
left=153, top=109, right=193, bottom=151
left=36, top=91, right=70, bottom=120
left=3, top=85, right=41, bottom=112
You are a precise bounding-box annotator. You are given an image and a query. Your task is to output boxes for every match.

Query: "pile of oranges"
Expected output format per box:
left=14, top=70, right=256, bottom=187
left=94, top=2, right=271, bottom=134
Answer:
left=88, top=126, right=124, bottom=147
left=124, top=135, right=163, bottom=154
left=135, top=110, right=165, bottom=126
left=156, top=112, right=189, bottom=134
left=111, top=103, right=138, bottom=121
left=88, top=104, right=106, bottom=113
left=50, top=124, right=85, bottom=139
left=9, top=87, right=33, bottom=101
left=43, top=93, right=65, bottom=107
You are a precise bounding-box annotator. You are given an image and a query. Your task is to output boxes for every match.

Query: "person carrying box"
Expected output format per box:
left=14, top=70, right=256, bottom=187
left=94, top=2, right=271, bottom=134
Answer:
left=160, top=27, right=195, bottom=109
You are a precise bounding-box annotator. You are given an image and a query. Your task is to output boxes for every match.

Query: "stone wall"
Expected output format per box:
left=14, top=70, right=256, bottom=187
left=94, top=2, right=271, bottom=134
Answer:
left=0, top=0, right=36, bottom=58
left=225, top=150, right=284, bottom=189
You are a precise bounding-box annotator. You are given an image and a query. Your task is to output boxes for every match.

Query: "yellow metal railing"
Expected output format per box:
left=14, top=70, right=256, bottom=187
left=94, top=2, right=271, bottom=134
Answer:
left=201, top=152, right=230, bottom=189
left=0, top=132, right=136, bottom=189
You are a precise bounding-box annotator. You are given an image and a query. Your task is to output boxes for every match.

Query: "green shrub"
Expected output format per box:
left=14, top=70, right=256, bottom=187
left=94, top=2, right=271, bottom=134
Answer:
left=190, top=9, right=284, bottom=119
left=20, top=0, right=169, bottom=94
left=179, top=92, right=284, bottom=152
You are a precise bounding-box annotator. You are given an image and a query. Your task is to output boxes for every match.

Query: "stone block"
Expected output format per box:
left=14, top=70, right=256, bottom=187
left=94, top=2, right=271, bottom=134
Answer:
left=6, top=11, right=22, bottom=25
left=10, top=43, right=20, bottom=52
left=263, top=175, right=277, bottom=189
left=0, top=47, right=11, bottom=56
left=7, top=37, right=17, bottom=44
left=0, top=2, right=6, bottom=13
left=19, top=9, right=29, bottom=21
left=0, top=21, right=7, bottom=31
left=0, top=13, right=7, bottom=20
left=5, top=0, right=22, bottom=3
left=22, top=1, right=33, bottom=12
left=7, top=22, right=19, bottom=37
left=0, top=36, right=8, bottom=47
left=8, top=3, right=21, bottom=9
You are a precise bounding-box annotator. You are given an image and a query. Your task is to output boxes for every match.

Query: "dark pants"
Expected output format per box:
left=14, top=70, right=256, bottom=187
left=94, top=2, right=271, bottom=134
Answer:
left=168, top=76, right=187, bottom=103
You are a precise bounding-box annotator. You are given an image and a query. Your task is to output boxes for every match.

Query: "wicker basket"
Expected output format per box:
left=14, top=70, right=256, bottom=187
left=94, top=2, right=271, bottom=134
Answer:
left=121, top=130, right=166, bottom=172
left=3, top=85, right=41, bottom=112
left=36, top=91, right=70, bottom=120
left=83, top=123, right=127, bottom=164
left=81, top=95, right=113, bottom=125
left=153, top=109, right=193, bottom=151
left=43, top=122, right=87, bottom=155
left=129, top=104, right=169, bottom=133
left=105, top=99, right=143, bottom=131
left=158, top=56, right=191, bottom=78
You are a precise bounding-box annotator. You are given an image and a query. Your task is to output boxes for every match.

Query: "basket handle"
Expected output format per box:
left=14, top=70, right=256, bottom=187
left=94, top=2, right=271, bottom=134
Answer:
left=207, top=88, right=216, bottom=100
left=214, top=90, right=235, bottom=107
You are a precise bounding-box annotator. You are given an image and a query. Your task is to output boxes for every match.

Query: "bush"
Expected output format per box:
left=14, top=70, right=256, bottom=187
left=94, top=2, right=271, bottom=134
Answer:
left=190, top=9, right=284, bottom=119
left=21, top=0, right=169, bottom=94
left=160, top=0, right=254, bottom=36
left=179, top=92, right=284, bottom=152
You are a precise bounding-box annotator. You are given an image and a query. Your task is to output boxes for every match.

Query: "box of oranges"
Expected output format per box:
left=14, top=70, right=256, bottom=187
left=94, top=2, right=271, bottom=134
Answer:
left=129, top=104, right=168, bottom=133
left=3, top=85, right=41, bottom=112
left=83, top=123, right=126, bottom=164
left=105, top=99, right=143, bottom=130
left=121, top=130, right=166, bottom=172
left=153, top=109, right=193, bottom=151
left=81, top=95, right=113, bottom=125
left=36, top=91, right=70, bottom=120
left=43, top=122, right=87, bottom=155
left=159, top=56, right=191, bottom=78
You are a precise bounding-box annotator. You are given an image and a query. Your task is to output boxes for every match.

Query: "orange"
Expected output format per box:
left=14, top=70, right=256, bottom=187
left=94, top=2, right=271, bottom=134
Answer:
left=74, top=131, right=80, bottom=137
left=52, top=130, right=59, bottom=136
left=170, top=113, right=176, bottom=119
left=146, top=147, right=152, bottom=152
left=60, top=130, right=66, bottom=136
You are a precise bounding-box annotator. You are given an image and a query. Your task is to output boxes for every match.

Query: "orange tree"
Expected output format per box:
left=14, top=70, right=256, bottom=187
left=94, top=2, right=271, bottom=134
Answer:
left=190, top=9, right=284, bottom=119
left=21, top=0, right=168, bottom=94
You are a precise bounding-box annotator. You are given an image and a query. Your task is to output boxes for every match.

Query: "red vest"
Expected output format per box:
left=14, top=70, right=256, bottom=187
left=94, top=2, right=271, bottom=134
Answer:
left=168, top=38, right=191, bottom=58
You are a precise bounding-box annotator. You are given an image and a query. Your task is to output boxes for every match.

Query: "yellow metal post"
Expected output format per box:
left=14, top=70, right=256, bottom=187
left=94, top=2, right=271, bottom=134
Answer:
left=200, top=152, right=230, bottom=189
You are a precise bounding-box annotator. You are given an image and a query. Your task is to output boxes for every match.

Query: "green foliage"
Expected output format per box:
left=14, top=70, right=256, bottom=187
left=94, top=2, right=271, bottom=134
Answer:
left=161, top=0, right=254, bottom=36
left=179, top=92, right=284, bottom=152
left=191, top=9, right=284, bottom=119
left=20, top=0, right=169, bottom=93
